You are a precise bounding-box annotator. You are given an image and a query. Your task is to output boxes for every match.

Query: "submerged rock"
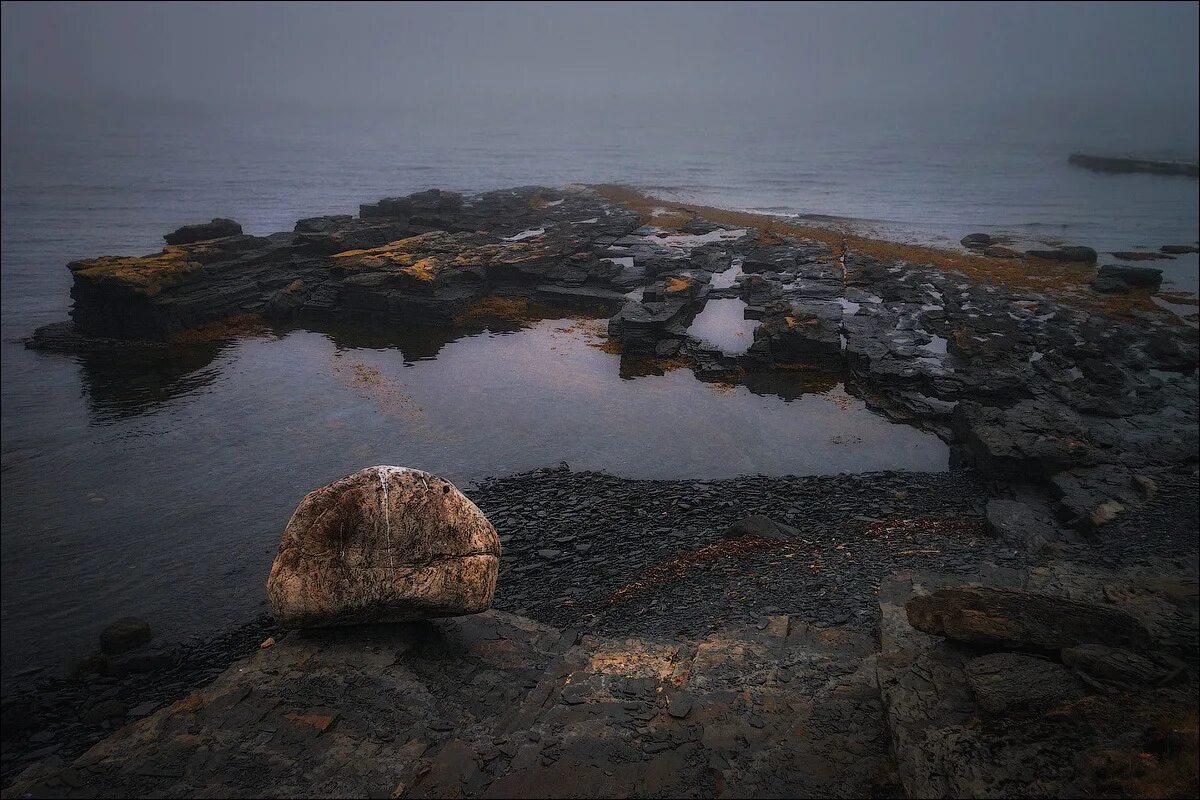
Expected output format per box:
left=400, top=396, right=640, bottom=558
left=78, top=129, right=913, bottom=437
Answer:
left=99, top=617, right=152, bottom=655
left=960, top=233, right=992, bottom=248
left=267, top=466, right=500, bottom=628
left=1161, top=244, right=1199, bottom=254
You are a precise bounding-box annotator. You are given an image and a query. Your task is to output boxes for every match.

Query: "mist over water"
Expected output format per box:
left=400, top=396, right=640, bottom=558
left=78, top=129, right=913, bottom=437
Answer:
left=1, top=2, right=1198, bottom=679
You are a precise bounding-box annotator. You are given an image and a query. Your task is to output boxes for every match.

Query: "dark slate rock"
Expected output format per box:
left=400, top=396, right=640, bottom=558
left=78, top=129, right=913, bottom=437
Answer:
left=163, top=218, right=242, bottom=245
left=964, top=652, right=1085, bottom=714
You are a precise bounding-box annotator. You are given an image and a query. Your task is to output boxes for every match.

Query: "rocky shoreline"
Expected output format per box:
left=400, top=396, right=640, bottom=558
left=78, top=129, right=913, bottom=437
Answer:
left=7, top=184, right=1200, bottom=797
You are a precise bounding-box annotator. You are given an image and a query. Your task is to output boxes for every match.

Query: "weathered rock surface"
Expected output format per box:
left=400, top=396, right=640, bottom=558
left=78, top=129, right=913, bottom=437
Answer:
left=266, top=466, right=500, bottom=628
left=905, top=585, right=1153, bottom=652
left=2, top=611, right=891, bottom=799
left=960, top=233, right=992, bottom=248
left=963, top=652, right=1085, bottom=713
left=878, top=565, right=1199, bottom=799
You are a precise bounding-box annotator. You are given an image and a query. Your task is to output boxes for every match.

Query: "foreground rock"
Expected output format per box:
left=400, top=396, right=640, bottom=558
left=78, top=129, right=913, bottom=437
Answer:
left=878, top=564, right=1199, bottom=798
left=2, top=612, right=890, bottom=799
left=266, top=466, right=500, bottom=628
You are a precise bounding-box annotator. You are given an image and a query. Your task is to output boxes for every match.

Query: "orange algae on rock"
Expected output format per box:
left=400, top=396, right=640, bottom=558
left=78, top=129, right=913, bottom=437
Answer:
left=68, top=248, right=204, bottom=297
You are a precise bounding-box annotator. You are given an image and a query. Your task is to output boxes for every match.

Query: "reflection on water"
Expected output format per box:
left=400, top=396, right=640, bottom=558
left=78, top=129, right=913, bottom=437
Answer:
left=687, top=298, right=758, bottom=354
left=1, top=315, right=947, bottom=679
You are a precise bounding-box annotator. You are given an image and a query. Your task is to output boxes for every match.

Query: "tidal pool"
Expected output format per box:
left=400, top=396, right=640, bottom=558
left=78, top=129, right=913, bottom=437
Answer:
left=0, top=315, right=946, bottom=677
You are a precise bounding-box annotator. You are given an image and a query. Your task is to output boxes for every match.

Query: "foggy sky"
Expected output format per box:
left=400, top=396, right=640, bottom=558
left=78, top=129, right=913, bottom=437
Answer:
left=3, top=1, right=1198, bottom=120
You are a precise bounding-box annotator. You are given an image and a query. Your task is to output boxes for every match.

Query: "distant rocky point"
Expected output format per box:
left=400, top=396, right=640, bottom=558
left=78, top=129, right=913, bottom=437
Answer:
left=1068, top=152, right=1199, bottom=178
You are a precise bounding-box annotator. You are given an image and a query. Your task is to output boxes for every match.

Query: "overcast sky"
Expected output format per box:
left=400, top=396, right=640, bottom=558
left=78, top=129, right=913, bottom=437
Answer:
left=3, top=1, right=1198, bottom=120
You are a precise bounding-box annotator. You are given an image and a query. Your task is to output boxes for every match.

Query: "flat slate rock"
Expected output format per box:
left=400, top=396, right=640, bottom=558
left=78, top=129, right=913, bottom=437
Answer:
left=3, top=611, right=887, bottom=799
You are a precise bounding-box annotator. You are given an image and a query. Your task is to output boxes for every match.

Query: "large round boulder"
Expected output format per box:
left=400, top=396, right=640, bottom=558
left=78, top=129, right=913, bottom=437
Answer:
left=267, top=466, right=500, bottom=628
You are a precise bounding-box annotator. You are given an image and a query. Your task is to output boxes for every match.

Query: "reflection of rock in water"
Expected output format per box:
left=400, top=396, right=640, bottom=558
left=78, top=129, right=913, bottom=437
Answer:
left=76, top=342, right=227, bottom=423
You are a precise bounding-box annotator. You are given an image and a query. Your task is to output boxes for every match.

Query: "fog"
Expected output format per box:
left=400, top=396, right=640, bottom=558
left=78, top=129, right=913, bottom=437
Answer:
left=3, top=1, right=1198, bottom=144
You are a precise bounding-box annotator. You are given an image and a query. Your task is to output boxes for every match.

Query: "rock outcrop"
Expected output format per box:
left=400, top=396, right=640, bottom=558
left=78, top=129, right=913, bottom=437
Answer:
left=266, top=466, right=500, bottom=627
left=163, top=218, right=243, bottom=246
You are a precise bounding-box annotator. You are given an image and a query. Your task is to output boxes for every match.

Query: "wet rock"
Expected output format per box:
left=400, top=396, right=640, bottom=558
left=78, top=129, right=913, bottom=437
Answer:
left=1161, top=244, right=1200, bottom=254
left=99, top=617, right=152, bottom=655
left=960, top=233, right=992, bottom=248
left=905, top=586, right=1153, bottom=652
left=1110, top=250, right=1172, bottom=261
left=1091, top=272, right=1130, bottom=293
left=1094, top=264, right=1163, bottom=291
left=267, top=466, right=500, bottom=627
left=964, top=652, right=1085, bottom=714
left=1025, top=246, right=1097, bottom=263
left=163, top=218, right=242, bottom=245
left=983, top=245, right=1020, bottom=258
left=723, top=515, right=798, bottom=541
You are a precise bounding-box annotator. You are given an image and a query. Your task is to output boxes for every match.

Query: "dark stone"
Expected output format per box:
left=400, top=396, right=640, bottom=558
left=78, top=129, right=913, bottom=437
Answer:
left=1091, top=273, right=1129, bottom=294
left=960, top=233, right=992, bottom=248
left=1025, top=246, right=1098, bottom=263
left=1094, top=264, right=1163, bottom=290
left=1160, top=244, right=1199, bottom=254
left=163, top=218, right=242, bottom=245
left=1061, top=644, right=1182, bottom=690
left=99, top=617, right=152, bottom=655
left=964, top=652, right=1085, bottom=714
left=1110, top=251, right=1172, bottom=261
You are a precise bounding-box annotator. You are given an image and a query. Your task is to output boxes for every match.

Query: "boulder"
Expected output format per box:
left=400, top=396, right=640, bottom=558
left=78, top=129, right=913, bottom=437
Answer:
left=964, top=652, right=1085, bottom=714
left=1025, top=246, right=1098, bottom=263
left=163, top=218, right=242, bottom=245
left=1160, top=244, right=1199, bottom=254
left=1094, top=264, right=1163, bottom=290
left=960, top=233, right=992, bottom=248
left=99, top=617, right=152, bottom=655
left=905, top=586, right=1153, bottom=652
left=267, top=466, right=500, bottom=628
